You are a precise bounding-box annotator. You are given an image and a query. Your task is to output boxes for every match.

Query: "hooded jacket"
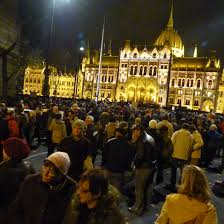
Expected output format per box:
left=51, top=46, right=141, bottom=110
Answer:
left=155, top=194, right=217, bottom=224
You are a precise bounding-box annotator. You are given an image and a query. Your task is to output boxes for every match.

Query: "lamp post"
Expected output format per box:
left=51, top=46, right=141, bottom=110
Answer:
left=42, top=0, right=70, bottom=97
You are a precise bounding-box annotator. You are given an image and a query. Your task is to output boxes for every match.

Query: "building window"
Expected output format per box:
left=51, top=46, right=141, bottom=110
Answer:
left=190, top=79, right=194, bottom=87
left=149, top=66, right=153, bottom=76
left=107, top=92, right=111, bottom=98
left=121, top=64, right=125, bottom=67
left=177, top=98, right=182, bottom=105
left=220, top=91, right=223, bottom=97
left=178, top=90, right=183, bottom=95
left=130, top=66, right=134, bottom=75
left=25, top=78, right=28, bottom=82
left=153, top=53, right=156, bottom=58
left=187, top=79, right=190, bottom=87
left=124, top=53, right=127, bottom=58
left=208, top=79, right=213, bottom=89
left=101, top=91, right=104, bottom=98
left=164, top=53, right=167, bottom=59
left=197, top=79, right=201, bottom=88
left=139, top=66, right=143, bottom=75
left=153, top=66, right=157, bottom=76
left=169, top=98, right=174, bottom=104
left=178, top=78, right=181, bottom=87
left=182, top=79, right=185, bottom=87
left=143, top=66, right=147, bottom=75
left=161, top=65, right=164, bottom=69
left=185, top=99, right=190, bottom=105
left=171, top=78, right=175, bottom=87
left=133, top=53, right=138, bottom=58
left=194, top=99, right=199, bottom=106
left=134, top=66, right=138, bottom=75
left=158, top=97, right=163, bottom=103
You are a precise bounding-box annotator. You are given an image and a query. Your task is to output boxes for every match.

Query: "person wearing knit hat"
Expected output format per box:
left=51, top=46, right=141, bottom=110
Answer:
left=9, top=152, right=76, bottom=224
left=3, top=137, right=30, bottom=161
left=0, top=138, right=34, bottom=223
left=148, top=119, right=158, bottom=129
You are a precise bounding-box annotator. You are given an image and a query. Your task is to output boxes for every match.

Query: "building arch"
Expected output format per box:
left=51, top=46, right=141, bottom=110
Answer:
left=202, top=100, right=213, bottom=112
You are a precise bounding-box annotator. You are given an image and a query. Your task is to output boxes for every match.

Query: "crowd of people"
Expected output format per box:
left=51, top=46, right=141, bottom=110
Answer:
left=0, top=96, right=223, bottom=223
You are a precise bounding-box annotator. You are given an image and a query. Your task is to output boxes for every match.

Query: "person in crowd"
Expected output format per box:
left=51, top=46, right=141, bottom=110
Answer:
left=60, top=119, right=93, bottom=181
left=156, top=125, right=173, bottom=185
left=0, top=137, right=34, bottom=223
left=85, top=115, right=98, bottom=163
left=64, top=168, right=126, bottom=224
left=64, top=110, right=73, bottom=136
left=190, top=124, right=204, bottom=165
left=9, top=152, right=76, bottom=224
left=171, top=123, right=193, bottom=190
left=155, top=165, right=217, bottom=224
left=48, top=113, right=67, bottom=156
left=128, top=124, right=155, bottom=215
left=204, top=124, right=222, bottom=166
left=5, top=110, right=20, bottom=137
left=105, top=116, right=118, bottom=141
left=102, top=121, right=134, bottom=192
left=134, top=117, right=142, bottom=125
left=157, top=113, right=174, bottom=138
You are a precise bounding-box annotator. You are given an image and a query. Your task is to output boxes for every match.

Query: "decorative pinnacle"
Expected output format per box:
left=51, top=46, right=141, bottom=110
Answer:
left=167, top=0, right=174, bottom=28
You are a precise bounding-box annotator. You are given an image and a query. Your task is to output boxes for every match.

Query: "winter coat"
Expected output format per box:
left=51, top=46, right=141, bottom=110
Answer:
left=191, top=131, right=204, bottom=159
left=155, top=194, right=217, bottom=224
left=133, top=131, right=156, bottom=169
left=49, top=119, right=67, bottom=144
left=63, top=185, right=126, bottom=224
left=0, top=160, right=35, bottom=223
left=172, top=129, right=193, bottom=161
left=5, top=116, right=20, bottom=137
left=9, top=174, right=76, bottom=224
left=102, top=137, right=134, bottom=172
left=60, top=136, right=92, bottom=181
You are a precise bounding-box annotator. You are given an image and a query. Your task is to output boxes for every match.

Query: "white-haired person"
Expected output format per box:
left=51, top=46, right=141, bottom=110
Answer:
left=155, top=165, right=217, bottom=224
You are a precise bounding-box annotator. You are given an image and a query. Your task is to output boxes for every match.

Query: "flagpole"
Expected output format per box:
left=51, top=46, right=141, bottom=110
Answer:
left=96, top=17, right=105, bottom=102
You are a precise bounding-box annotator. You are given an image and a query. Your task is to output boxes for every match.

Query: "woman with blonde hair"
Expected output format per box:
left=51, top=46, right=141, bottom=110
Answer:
left=155, top=165, right=217, bottom=224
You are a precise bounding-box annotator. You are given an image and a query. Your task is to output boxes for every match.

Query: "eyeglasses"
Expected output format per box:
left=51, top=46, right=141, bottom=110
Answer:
left=42, top=160, right=58, bottom=176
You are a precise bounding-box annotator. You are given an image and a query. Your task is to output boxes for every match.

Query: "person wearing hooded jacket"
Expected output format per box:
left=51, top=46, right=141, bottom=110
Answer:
left=0, top=137, right=34, bottom=223
left=9, top=152, right=76, bottom=224
left=155, top=165, right=217, bottom=224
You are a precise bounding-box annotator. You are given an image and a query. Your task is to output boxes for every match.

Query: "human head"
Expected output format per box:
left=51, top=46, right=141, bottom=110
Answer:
left=148, top=119, right=157, bottom=129
left=178, top=165, right=210, bottom=203
left=72, top=119, right=85, bottom=138
left=52, top=105, right=58, bottom=113
left=135, top=117, right=141, bottom=125
left=189, top=124, right=197, bottom=133
left=77, top=169, right=109, bottom=208
left=131, top=124, right=144, bottom=142
left=181, top=123, right=190, bottom=131
left=3, top=137, right=30, bottom=161
left=85, top=115, right=94, bottom=126
left=158, top=125, right=168, bottom=136
left=209, top=124, right=217, bottom=131
left=55, top=113, right=62, bottom=120
left=115, top=121, right=128, bottom=137
left=41, top=152, right=70, bottom=184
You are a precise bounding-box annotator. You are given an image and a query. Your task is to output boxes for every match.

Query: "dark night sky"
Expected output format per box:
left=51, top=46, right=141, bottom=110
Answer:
left=21, top=0, right=224, bottom=67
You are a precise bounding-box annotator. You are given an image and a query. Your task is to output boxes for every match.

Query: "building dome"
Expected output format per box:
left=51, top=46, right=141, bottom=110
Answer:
left=154, top=3, right=184, bottom=57
left=155, top=29, right=183, bottom=50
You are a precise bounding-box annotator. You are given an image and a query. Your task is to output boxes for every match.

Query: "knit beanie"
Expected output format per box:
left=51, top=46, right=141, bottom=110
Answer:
left=135, top=117, right=141, bottom=125
left=3, top=137, right=30, bottom=160
left=72, top=119, right=85, bottom=132
left=46, top=152, right=71, bottom=175
left=149, top=120, right=158, bottom=129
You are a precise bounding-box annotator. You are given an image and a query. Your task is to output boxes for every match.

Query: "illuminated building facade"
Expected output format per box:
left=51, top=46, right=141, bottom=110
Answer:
left=23, top=65, right=75, bottom=98
left=79, top=4, right=222, bottom=112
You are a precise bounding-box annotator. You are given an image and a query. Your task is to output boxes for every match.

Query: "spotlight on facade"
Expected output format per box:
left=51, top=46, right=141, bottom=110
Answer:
left=80, top=46, right=85, bottom=52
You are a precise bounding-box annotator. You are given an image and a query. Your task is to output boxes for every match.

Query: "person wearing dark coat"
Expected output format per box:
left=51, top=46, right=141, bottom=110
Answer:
left=64, top=169, right=126, bottom=224
left=0, top=137, right=34, bottom=223
left=60, top=119, right=93, bottom=181
left=9, top=152, right=76, bottom=224
left=102, top=121, right=134, bottom=192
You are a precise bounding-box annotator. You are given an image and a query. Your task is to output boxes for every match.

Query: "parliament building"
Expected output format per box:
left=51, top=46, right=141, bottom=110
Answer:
left=23, top=5, right=224, bottom=113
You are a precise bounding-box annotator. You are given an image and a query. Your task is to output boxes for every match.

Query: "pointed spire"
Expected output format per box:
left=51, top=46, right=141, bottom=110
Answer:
left=193, top=44, right=198, bottom=58
left=108, top=40, right=112, bottom=56
left=167, top=0, right=174, bottom=28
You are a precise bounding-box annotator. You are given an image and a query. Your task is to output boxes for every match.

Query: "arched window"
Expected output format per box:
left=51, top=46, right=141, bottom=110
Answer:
left=208, top=79, right=213, bottom=89
left=178, top=78, right=181, bottom=87
left=143, top=66, right=147, bottom=75
left=130, top=66, right=134, bottom=75
left=177, top=98, right=182, bottom=105
left=182, top=79, right=185, bottom=87
left=197, top=79, right=201, bottom=88
left=149, top=66, right=153, bottom=76
left=153, top=66, right=157, bottom=76
left=153, top=53, right=156, bottom=58
left=191, top=79, right=194, bottom=87
left=171, top=78, right=175, bottom=87
left=124, top=53, right=127, bottom=58
left=133, top=53, right=138, bottom=58
left=194, top=99, right=199, bottom=106
left=134, top=66, right=138, bottom=75
left=110, top=75, right=114, bottom=82
left=187, top=79, right=190, bottom=87
left=164, top=53, right=167, bottom=59
left=139, top=66, right=143, bottom=75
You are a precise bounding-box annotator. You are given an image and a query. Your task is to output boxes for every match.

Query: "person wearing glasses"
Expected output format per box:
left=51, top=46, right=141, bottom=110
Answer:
left=9, top=152, right=76, bottom=224
left=64, top=168, right=127, bottom=224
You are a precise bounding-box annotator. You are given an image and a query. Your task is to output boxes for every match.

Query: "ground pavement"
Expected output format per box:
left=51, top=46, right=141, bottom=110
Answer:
left=26, top=143, right=224, bottom=224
